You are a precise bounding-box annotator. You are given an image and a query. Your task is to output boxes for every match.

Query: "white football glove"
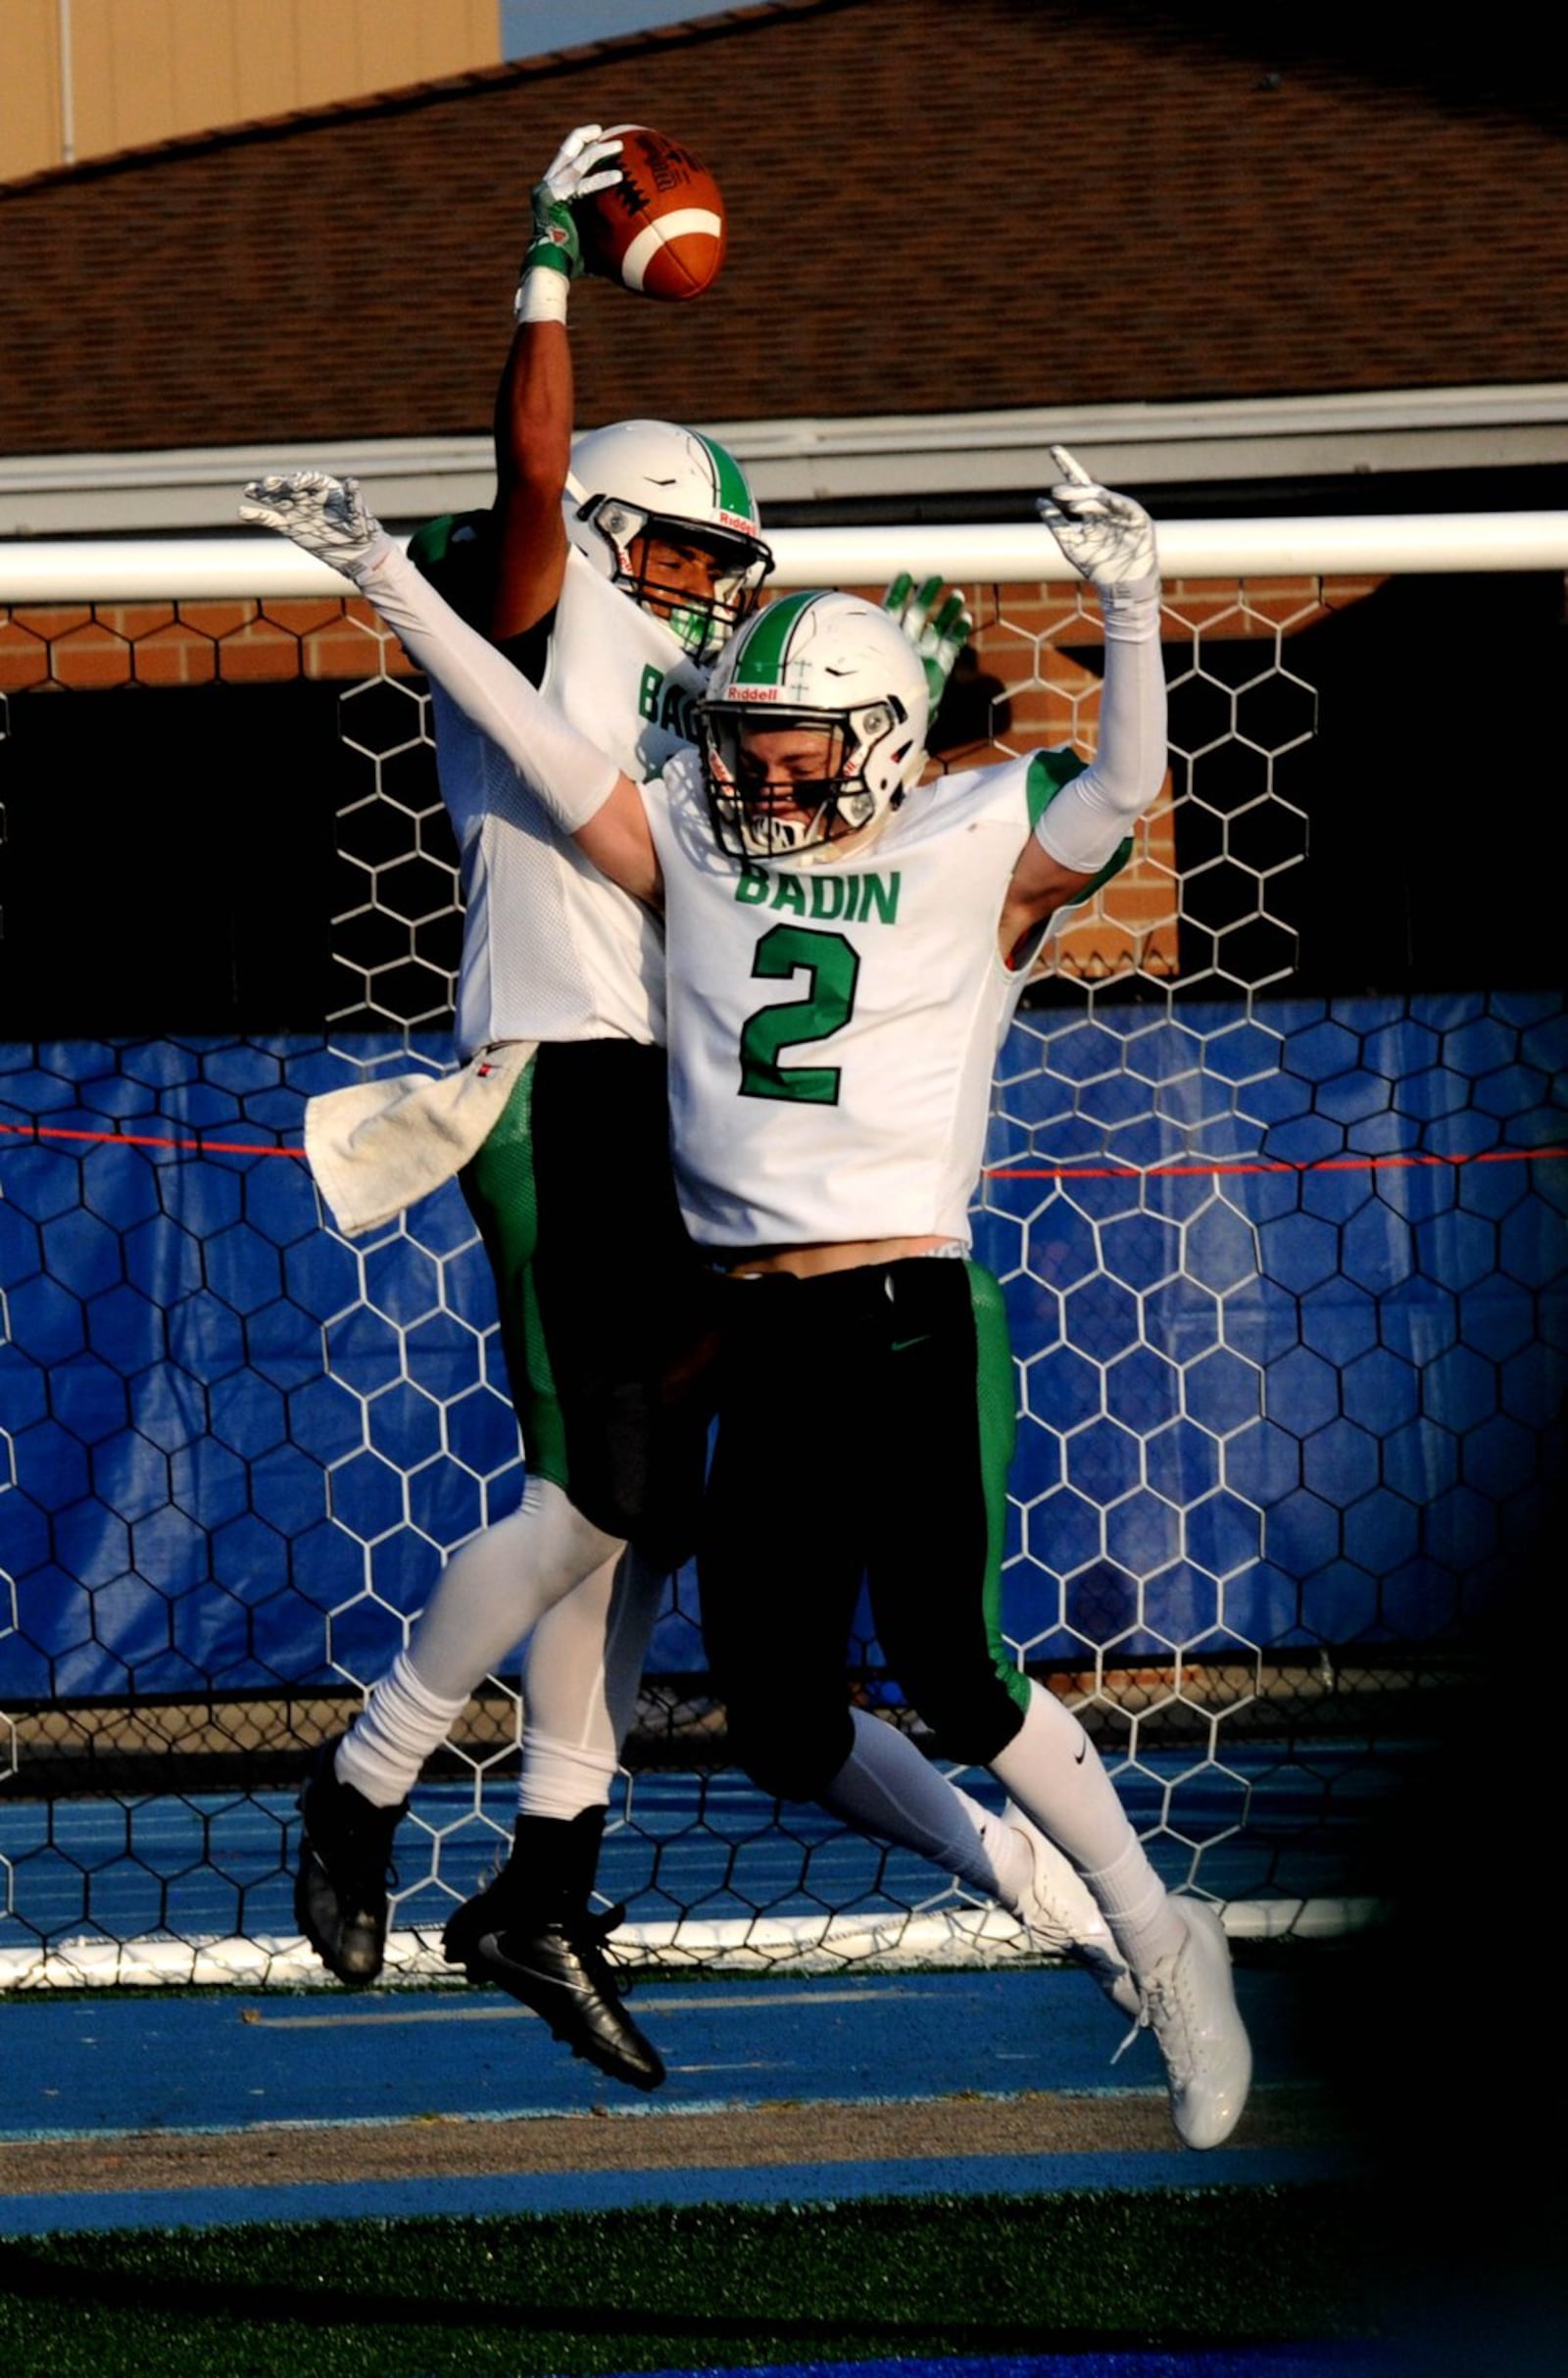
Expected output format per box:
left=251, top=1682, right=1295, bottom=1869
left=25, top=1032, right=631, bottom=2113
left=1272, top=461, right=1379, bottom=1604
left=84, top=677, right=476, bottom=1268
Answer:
left=524, top=123, right=625, bottom=280
left=881, top=572, right=973, bottom=706
left=238, top=471, right=387, bottom=577
left=1036, top=444, right=1157, bottom=593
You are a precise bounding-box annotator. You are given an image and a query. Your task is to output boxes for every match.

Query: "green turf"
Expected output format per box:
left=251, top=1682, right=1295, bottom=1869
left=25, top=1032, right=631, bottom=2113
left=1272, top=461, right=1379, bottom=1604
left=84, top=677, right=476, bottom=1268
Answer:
left=0, top=2186, right=1386, bottom=2378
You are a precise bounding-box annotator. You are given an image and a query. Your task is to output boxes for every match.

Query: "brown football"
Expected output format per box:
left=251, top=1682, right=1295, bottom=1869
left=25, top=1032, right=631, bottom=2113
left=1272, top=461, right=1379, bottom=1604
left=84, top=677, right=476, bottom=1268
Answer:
left=579, top=124, right=727, bottom=302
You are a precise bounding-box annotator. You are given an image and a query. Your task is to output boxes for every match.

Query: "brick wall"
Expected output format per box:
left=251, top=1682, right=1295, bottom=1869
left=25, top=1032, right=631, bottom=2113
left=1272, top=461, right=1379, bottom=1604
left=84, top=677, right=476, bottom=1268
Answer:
left=1, top=570, right=1382, bottom=984
left=0, top=598, right=416, bottom=691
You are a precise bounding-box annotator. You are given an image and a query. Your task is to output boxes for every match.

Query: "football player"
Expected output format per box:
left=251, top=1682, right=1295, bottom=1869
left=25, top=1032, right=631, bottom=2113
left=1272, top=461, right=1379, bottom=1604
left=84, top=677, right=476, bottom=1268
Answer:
left=273, top=128, right=1107, bottom=2097
left=243, top=447, right=1252, bottom=2149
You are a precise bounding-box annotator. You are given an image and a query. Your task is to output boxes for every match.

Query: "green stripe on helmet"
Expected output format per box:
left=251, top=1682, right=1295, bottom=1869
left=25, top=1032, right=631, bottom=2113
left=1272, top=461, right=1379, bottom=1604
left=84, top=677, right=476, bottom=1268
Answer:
left=728, top=589, right=819, bottom=687
left=693, top=430, right=759, bottom=531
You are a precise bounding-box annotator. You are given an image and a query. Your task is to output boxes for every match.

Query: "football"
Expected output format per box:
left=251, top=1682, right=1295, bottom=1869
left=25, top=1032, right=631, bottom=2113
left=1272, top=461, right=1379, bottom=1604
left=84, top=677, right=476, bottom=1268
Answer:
left=579, top=124, right=727, bottom=302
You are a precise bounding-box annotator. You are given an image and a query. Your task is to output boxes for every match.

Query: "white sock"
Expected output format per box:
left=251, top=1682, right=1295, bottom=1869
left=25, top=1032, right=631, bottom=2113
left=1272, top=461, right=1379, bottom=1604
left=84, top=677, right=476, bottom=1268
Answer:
left=598, top=1547, right=669, bottom=1752
left=334, top=1649, right=468, bottom=1808
left=820, top=1708, right=1032, bottom=1906
left=987, top=1682, right=1185, bottom=1978
left=514, top=1555, right=622, bottom=1815
left=514, top=1545, right=667, bottom=1819
left=515, top=1729, right=616, bottom=1822
left=407, top=1479, right=622, bottom=1701
left=1079, top=1838, right=1187, bottom=1980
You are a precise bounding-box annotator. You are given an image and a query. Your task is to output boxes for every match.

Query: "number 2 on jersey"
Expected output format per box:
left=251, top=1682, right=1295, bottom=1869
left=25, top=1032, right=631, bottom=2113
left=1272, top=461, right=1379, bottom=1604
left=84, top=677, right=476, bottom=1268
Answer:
left=738, top=924, right=859, bottom=1104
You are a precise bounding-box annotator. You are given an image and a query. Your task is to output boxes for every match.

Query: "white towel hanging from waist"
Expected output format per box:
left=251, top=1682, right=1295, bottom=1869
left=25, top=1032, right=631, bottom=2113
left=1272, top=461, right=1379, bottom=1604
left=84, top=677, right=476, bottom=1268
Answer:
left=303, top=1040, right=535, bottom=1236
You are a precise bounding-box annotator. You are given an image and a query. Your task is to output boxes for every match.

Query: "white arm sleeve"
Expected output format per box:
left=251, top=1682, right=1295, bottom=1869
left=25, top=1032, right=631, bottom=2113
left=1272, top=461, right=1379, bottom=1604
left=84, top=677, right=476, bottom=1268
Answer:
left=353, top=537, right=618, bottom=835
left=1032, top=578, right=1167, bottom=874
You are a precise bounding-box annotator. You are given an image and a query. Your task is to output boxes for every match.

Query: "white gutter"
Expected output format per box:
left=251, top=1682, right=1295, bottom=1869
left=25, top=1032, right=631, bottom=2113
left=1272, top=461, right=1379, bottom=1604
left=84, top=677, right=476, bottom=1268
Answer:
left=1, top=386, right=1565, bottom=537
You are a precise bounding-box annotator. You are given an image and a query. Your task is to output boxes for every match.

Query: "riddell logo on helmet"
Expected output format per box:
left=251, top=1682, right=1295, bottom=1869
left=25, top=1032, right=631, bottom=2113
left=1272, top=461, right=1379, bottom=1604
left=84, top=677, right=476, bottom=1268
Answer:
left=715, top=509, right=754, bottom=533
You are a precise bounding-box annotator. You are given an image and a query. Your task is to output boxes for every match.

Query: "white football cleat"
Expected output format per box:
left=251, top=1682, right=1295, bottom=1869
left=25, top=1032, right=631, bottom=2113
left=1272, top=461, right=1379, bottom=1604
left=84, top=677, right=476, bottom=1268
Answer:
left=1128, top=1898, right=1252, bottom=2150
left=1003, top=1801, right=1139, bottom=2019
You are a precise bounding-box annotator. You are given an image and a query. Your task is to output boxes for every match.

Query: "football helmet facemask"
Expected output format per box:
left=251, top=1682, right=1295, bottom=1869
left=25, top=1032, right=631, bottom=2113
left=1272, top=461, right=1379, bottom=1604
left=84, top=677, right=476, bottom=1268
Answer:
left=700, top=590, right=931, bottom=867
left=564, top=419, right=772, bottom=664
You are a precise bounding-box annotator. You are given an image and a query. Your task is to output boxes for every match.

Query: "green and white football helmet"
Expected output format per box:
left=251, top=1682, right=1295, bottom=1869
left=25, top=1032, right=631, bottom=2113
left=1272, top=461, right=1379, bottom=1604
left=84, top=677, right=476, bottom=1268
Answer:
left=700, top=589, right=931, bottom=867
left=564, top=419, right=773, bottom=665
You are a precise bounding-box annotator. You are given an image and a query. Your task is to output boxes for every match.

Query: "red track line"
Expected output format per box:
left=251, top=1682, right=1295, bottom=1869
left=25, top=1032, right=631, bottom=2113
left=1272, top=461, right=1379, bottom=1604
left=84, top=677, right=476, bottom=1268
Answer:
left=1, top=1118, right=1563, bottom=1178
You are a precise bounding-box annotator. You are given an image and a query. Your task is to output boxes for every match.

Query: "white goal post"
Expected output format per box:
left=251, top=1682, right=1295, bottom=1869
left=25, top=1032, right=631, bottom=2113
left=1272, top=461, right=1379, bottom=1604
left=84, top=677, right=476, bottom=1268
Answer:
left=4, top=510, right=1567, bottom=602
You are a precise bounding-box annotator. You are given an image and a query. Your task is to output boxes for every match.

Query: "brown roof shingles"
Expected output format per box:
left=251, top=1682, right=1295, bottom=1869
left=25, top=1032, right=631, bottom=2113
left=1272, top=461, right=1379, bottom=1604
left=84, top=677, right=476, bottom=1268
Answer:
left=2, top=0, right=1564, bottom=460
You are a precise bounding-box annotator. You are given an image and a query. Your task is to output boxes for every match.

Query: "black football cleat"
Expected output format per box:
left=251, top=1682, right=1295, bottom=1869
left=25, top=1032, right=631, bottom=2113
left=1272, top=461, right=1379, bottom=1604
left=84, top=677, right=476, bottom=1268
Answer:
left=443, top=1885, right=666, bottom=2092
left=294, top=1739, right=407, bottom=1987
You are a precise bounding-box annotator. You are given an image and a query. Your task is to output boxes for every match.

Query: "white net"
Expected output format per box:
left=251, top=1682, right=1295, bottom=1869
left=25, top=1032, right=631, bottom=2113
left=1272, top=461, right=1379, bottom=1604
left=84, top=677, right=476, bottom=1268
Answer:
left=1, top=514, right=1564, bottom=1983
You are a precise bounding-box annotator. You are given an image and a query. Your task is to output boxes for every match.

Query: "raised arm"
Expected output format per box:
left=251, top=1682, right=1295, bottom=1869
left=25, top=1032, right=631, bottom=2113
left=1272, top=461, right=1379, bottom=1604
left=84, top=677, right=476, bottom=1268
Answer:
left=1002, top=445, right=1167, bottom=947
left=488, top=124, right=625, bottom=642
left=240, top=472, right=662, bottom=906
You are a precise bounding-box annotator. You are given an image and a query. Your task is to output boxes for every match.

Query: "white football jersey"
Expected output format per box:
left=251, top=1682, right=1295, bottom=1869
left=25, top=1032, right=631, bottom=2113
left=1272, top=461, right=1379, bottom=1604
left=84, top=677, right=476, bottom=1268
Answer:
left=430, top=547, right=705, bottom=1058
left=643, top=746, right=1084, bottom=1252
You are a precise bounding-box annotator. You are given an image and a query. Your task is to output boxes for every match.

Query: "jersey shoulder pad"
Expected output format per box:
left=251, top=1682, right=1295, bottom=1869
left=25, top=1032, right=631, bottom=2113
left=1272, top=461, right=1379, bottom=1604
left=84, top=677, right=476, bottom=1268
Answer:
left=1026, top=747, right=1128, bottom=901
left=1024, top=745, right=1089, bottom=824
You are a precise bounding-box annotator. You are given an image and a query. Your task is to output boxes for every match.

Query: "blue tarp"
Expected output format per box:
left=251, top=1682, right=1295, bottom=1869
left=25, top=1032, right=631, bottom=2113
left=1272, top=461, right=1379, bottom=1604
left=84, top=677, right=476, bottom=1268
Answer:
left=2, top=993, right=1563, bottom=1700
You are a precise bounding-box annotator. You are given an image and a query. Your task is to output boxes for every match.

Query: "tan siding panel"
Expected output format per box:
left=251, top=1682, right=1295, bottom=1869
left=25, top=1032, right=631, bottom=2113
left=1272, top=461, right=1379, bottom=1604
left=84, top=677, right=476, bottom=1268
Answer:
left=1, top=0, right=501, bottom=178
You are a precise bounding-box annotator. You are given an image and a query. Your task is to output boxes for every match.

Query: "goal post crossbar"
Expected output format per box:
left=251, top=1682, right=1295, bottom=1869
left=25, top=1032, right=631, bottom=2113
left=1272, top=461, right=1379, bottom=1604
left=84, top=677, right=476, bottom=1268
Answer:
left=4, top=512, right=1568, bottom=604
